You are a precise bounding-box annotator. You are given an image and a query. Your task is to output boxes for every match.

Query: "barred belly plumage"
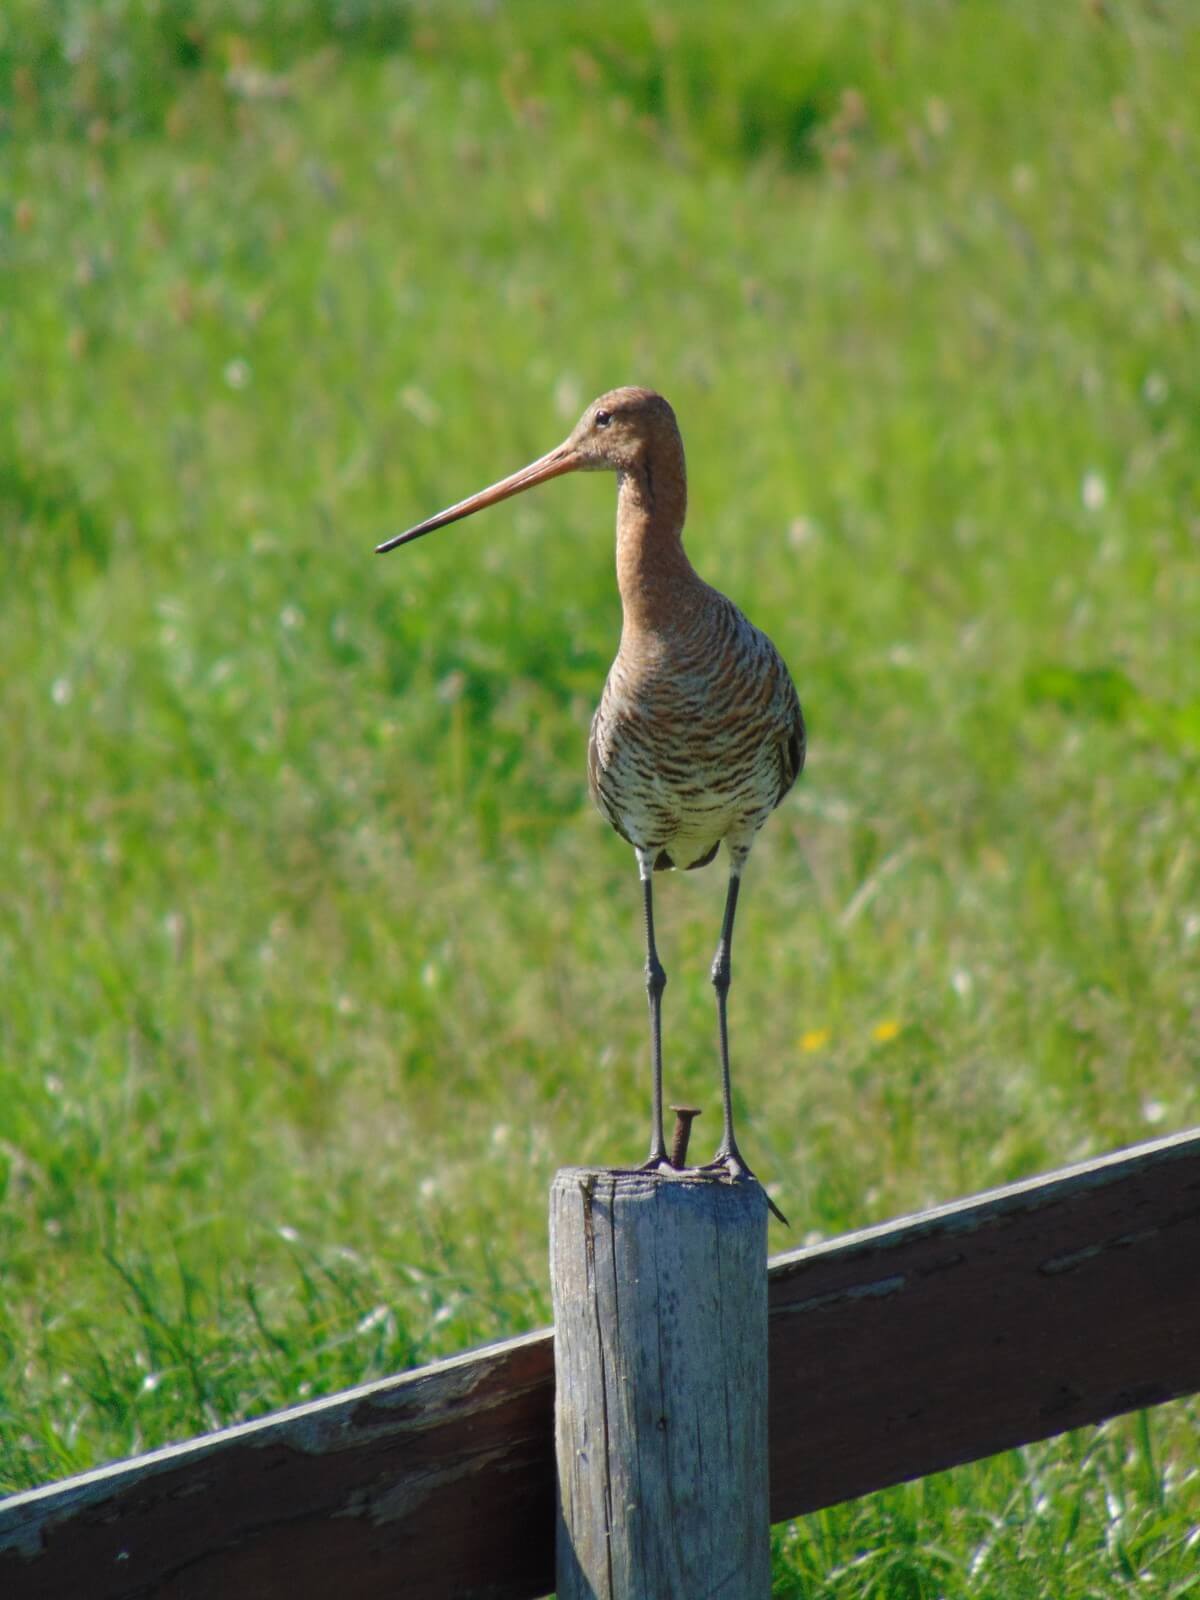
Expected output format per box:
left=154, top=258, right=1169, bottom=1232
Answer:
left=588, top=590, right=804, bottom=873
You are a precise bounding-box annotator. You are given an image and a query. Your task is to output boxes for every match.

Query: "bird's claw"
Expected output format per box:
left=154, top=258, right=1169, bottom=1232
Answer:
left=637, top=1151, right=675, bottom=1175
left=701, top=1149, right=790, bottom=1226
left=633, top=1148, right=789, bottom=1224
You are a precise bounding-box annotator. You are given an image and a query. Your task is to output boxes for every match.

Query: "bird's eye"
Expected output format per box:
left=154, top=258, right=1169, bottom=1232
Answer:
left=595, top=410, right=612, bottom=428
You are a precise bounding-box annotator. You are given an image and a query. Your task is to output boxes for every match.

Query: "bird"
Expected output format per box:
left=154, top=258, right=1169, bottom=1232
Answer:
left=377, top=388, right=804, bottom=1218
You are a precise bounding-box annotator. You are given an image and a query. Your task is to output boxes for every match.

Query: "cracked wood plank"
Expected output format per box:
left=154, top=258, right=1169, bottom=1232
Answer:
left=2, top=1127, right=1199, bottom=1600
left=0, top=1330, right=557, bottom=1600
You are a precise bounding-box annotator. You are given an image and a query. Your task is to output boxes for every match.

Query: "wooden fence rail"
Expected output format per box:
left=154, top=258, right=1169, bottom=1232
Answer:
left=3, top=1126, right=1199, bottom=1600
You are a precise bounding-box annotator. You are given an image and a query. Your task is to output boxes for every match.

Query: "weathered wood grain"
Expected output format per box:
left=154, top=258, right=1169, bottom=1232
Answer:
left=2, top=1127, right=1199, bottom=1600
left=0, top=1329, right=556, bottom=1600
left=765, top=1125, right=1200, bottom=1521
left=551, top=1169, right=769, bottom=1599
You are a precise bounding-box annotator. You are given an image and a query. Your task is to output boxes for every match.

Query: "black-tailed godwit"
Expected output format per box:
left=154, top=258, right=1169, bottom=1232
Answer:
left=378, top=388, right=804, bottom=1219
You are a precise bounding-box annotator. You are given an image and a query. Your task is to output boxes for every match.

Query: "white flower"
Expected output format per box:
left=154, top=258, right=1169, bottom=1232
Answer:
left=1080, top=471, right=1107, bottom=512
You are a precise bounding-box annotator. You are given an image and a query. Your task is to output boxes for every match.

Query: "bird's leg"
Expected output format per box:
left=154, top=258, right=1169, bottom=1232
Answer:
left=636, top=851, right=670, bottom=1170
left=709, top=868, right=743, bottom=1168
left=705, top=864, right=788, bottom=1223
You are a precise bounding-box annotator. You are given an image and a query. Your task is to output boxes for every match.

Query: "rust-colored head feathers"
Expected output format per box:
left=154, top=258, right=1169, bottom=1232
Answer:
left=562, top=387, right=683, bottom=476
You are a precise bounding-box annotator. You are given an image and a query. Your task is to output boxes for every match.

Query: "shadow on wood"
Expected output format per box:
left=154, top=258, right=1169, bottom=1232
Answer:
left=2, top=1127, right=1200, bottom=1600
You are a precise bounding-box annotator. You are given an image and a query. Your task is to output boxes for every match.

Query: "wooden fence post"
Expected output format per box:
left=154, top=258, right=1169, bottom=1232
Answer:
left=550, top=1168, right=770, bottom=1600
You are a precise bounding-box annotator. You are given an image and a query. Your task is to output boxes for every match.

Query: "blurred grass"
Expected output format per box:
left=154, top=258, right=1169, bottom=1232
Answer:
left=2, top=0, right=1199, bottom=1590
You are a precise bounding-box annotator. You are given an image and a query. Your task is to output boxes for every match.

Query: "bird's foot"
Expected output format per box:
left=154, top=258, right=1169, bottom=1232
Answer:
left=636, top=1148, right=674, bottom=1175
left=702, top=1147, right=789, bottom=1226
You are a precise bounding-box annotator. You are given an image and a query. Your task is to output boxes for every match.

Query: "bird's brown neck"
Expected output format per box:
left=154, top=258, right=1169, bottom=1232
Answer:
left=614, top=441, right=698, bottom=634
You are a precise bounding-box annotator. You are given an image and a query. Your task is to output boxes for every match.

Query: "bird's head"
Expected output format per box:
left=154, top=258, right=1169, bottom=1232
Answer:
left=562, top=387, right=680, bottom=474
left=376, top=387, right=679, bottom=554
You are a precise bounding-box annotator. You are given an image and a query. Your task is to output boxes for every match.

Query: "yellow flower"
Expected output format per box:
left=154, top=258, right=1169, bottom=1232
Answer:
left=872, top=1019, right=902, bottom=1043
left=800, top=1027, right=831, bottom=1052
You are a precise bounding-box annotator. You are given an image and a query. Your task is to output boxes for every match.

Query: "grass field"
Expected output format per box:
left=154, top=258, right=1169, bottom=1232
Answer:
left=3, top=0, right=1200, bottom=1591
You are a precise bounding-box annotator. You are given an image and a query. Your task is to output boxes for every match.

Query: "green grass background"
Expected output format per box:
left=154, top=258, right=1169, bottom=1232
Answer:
left=3, top=0, right=1200, bottom=1591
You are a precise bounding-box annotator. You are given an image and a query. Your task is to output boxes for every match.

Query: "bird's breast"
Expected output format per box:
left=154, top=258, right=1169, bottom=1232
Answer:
left=587, top=601, right=802, bottom=864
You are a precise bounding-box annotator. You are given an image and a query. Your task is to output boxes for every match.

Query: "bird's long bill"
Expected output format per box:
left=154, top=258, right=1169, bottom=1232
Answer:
left=375, top=441, right=581, bottom=554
